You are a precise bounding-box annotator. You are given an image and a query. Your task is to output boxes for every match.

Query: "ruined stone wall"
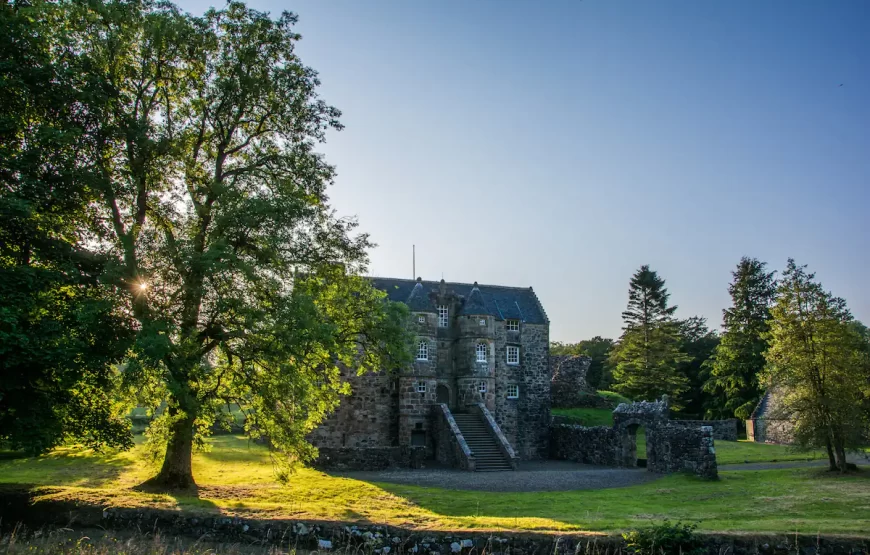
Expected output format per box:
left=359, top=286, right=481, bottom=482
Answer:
left=549, top=355, right=592, bottom=408
left=549, top=424, right=621, bottom=466
left=646, top=425, right=718, bottom=479
left=550, top=396, right=719, bottom=479
left=670, top=419, right=738, bottom=441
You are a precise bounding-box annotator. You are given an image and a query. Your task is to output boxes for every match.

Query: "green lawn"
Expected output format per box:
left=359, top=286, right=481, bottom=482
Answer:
left=0, top=435, right=867, bottom=535
left=552, top=408, right=615, bottom=426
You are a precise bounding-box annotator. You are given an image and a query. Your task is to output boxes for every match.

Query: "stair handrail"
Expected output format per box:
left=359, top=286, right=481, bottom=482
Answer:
left=474, top=403, right=520, bottom=469
left=435, top=404, right=475, bottom=471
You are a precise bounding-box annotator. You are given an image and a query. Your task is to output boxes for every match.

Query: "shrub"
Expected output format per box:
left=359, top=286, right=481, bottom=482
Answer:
left=622, top=521, right=705, bottom=555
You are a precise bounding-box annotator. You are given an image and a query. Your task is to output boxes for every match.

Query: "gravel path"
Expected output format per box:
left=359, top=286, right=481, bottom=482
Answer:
left=335, top=456, right=868, bottom=493
left=334, top=460, right=661, bottom=492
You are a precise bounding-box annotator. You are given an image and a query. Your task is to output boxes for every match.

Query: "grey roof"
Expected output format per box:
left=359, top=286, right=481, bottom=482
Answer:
left=368, top=277, right=549, bottom=325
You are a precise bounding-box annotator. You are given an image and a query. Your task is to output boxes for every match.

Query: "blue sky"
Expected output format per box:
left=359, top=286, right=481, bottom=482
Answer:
left=179, top=0, right=870, bottom=341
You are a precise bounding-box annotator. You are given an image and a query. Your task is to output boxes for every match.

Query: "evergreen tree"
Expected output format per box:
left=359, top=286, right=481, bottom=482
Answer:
left=703, top=257, right=776, bottom=419
left=676, top=317, right=720, bottom=417
left=763, top=260, right=869, bottom=472
left=610, top=265, right=690, bottom=406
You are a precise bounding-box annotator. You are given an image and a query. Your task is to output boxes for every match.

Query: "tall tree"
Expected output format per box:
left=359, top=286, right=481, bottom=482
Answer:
left=0, top=0, right=135, bottom=454
left=676, top=317, right=720, bottom=417
left=703, top=257, right=777, bottom=419
left=763, top=259, right=869, bottom=472
left=550, top=337, right=615, bottom=390
left=15, top=0, right=411, bottom=488
left=610, top=265, right=690, bottom=406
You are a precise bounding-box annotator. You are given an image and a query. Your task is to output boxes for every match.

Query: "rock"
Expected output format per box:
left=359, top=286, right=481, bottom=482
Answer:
left=450, top=542, right=462, bottom=553
left=318, top=539, right=333, bottom=550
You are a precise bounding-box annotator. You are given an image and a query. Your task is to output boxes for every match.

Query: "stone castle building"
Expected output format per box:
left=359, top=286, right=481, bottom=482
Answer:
left=309, top=277, right=551, bottom=470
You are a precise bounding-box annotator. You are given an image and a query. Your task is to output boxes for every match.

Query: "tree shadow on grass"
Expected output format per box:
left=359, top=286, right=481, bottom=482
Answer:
left=0, top=446, right=136, bottom=488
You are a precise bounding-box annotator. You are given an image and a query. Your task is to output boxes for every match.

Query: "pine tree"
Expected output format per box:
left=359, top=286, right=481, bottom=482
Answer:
left=703, top=257, right=777, bottom=419
left=610, top=265, right=690, bottom=406
left=763, top=259, right=869, bottom=472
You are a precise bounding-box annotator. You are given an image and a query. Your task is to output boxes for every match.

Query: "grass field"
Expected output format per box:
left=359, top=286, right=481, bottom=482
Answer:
left=0, top=435, right=868, bottom=535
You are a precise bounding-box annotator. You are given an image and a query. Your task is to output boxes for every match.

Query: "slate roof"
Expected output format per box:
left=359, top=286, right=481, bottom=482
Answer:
left=368, top=277, right=549, bottom=325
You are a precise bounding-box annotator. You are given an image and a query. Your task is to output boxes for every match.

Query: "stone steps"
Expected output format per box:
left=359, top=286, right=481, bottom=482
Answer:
left=452, top=414, right=513, bottom=471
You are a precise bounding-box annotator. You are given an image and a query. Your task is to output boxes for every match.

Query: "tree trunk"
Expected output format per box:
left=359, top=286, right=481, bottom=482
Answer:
left=147, top=410, right=197, bottom=489
left=825, top=438, right=837, bottom=471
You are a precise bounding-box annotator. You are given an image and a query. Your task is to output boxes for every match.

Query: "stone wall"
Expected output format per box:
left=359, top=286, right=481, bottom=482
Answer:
left=518, top=322, right=551, bottom=459
left=550, top=396, right=719, bottom=480
left=748, top=418, right=795, bottom=444
left=647, top=425, right=718, bottom=479
left=308, top=368, right=397, bottom=450
left=549, top=355, right=592, bottom=408
left=549, top=424, right=622, bottom=466
left=671, top=419, right=739, bottom=441
left=432, top=404, right=475, bottom=470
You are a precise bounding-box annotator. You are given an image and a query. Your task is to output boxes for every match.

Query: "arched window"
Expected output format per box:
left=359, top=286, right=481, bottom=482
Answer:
left=476, top=342, right=487, bottom=363
left=417, top=341, right=429, bottom=361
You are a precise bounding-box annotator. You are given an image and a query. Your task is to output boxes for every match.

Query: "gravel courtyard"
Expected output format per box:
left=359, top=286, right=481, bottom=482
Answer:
left=333, top=460, right=662, bottom=492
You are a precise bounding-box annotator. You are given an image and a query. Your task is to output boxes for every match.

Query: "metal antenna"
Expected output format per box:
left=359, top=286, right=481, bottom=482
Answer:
left=413, top=244, right=415, bottom=279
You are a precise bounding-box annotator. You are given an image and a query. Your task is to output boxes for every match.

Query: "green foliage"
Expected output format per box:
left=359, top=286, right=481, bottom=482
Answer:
left=622, top=521, right=705, bottom=555
left=550, top=336, right=615, bottom=389
left=598, top=390, right=632, bottom=406
left=3, top=0, right=412, bottom=486
left=551, top=408, right=614, bottom=426
left=704, top=257, right=777, bottom=419
left=675, top=316, right=719, bottom=417
left=610, top=266, right=690, bottom=407
left=0, top=0, right=136, bottom=455
left=763, top=259, right=870, bottom=472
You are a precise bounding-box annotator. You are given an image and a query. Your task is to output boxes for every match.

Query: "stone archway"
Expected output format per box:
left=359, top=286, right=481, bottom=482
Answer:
left=436, top=384, right=450, bottom=406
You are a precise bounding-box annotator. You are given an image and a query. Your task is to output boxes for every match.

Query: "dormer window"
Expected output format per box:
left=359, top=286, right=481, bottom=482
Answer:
left=416, top=341, right=429, bottom=361
left=438, top=305, right=449, bottom=328
left=476, top=342, right=487, bottom=363
left=417, top=315, right=425, bottom=324
left=506, top=319, right=520, bottom=332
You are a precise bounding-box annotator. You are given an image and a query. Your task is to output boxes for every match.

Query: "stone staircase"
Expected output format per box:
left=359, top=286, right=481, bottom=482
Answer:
left=452, top=413, right=513, bottom=472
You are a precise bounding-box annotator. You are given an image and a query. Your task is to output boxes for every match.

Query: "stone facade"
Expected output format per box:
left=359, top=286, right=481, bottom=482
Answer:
left=747, top=387, right=796, bottom=444
left=550, top=396, right=718, bottom=480
left=310, top=277, right=550, bottom=469
left=549, top=355, right=593, bottom=408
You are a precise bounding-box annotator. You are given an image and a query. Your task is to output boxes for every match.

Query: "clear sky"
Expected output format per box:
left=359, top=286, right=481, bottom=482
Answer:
left=178, top=0, right=870, bottom=342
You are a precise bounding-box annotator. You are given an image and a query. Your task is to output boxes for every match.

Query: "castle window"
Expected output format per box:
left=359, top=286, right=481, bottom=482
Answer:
left=438, top=305, right=449, bottom=327
left=416, top=341, right=429, bottom=361
left=478, top=381, right=487, bottom=394
left=418, top=315, right=425, bottom=324
left=416, top=382, right=427, bottom=393
left=507, top=384, right=519, bottom=399
left=506, top=319, right=520, bottom=332
left=479, top=318, right=486, bottom=326
left=476, top=342, right=487, bottom=362
left=506, top=345, right=520, bottom=365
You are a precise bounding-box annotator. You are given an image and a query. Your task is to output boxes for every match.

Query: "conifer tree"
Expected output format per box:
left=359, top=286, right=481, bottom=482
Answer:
left=703, top=257, right=777, bottom=419
left=610, top=265, right=689, bottom=406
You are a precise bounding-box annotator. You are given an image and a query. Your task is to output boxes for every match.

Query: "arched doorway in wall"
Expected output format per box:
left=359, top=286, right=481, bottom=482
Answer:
left=436, top=384, right=450, bottom=406
left=624, top=422, right=650, bottom=467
